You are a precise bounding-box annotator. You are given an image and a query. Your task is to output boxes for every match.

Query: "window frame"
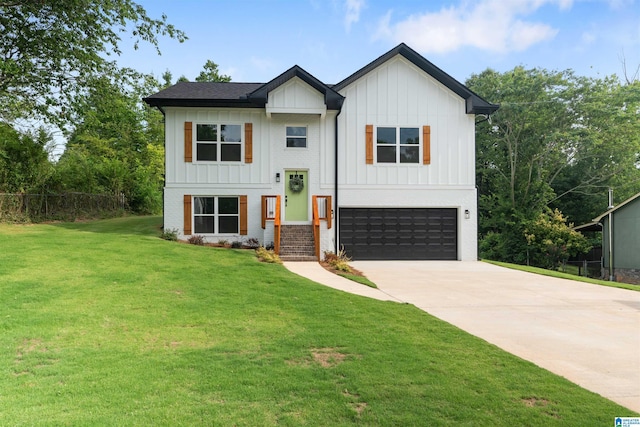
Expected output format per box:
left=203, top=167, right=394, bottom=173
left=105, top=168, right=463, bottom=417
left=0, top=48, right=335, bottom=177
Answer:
left=192, top=196, right=240, bottom=235
left=375, top=126, right=420, bottom=164
left=285, top=125, right=308, bottom=149
left=194, top=123, right=243, bottom=162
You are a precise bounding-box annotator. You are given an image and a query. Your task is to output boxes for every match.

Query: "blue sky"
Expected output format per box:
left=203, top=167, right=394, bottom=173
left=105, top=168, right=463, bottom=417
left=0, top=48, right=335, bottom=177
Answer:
left=118, top=0, right=640, bottom=85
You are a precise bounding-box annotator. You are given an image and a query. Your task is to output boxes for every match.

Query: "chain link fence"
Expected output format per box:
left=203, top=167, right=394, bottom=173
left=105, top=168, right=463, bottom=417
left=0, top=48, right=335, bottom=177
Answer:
left=0, top=192, right=126, bottom=223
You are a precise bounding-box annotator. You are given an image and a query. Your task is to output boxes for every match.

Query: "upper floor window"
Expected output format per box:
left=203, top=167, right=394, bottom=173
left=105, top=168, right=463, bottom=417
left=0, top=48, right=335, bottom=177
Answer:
left=286, top=126, right=307, bottom=148
left=377, top=127, right=419, bottom=164
left=196, top=124, right=242, bottom=162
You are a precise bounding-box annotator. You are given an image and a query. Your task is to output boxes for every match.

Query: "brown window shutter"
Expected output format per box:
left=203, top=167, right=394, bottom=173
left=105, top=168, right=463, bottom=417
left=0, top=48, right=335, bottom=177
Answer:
left=365, top=124, right=373, bottom=164
left=423, top=125, right=431, bottom=165
left=184, top=122, right=193, bottom=162
left=239, top=195, right=248, bottom=235
left=244, top=123, right=253, bottom=164
left=183, top=195, right=192, bottom=235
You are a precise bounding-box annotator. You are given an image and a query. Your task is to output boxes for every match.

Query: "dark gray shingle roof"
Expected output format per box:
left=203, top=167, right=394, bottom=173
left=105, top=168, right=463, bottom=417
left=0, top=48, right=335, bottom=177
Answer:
left=144, top=44, right=498, bottom=115
left=143, top=82, right=264, bottom=107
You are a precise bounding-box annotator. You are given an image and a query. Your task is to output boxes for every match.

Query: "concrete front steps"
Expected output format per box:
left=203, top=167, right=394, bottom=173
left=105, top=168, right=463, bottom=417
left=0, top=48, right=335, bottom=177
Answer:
left=279, top=224, right=317, bottom=262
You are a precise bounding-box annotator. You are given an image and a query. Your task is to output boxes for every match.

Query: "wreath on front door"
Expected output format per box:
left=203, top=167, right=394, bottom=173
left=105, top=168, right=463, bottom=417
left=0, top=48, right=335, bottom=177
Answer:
left=289, top=175, right=304, bottom=193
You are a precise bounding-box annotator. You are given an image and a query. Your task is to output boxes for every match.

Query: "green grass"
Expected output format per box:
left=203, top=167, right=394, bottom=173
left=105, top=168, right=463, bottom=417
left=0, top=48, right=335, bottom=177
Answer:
left=1, top=216, right=637, bottom=425
left=338, top=272, right=377, bottom=288
left=483, top=260, right=640, bottom=291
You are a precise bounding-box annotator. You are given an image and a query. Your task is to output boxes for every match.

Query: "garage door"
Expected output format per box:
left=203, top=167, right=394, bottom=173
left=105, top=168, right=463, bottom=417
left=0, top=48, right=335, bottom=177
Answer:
left=339, top=208, right=457, bottom=260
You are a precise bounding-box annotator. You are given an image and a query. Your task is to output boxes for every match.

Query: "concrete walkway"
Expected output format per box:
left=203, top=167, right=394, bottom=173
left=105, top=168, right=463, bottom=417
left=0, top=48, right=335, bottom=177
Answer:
left=284, top=261, right=640, bottom=412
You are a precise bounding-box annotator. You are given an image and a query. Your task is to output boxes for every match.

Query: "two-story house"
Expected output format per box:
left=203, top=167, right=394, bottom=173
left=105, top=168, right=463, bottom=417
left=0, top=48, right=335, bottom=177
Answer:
left=144, top=43, right=498, bottom=261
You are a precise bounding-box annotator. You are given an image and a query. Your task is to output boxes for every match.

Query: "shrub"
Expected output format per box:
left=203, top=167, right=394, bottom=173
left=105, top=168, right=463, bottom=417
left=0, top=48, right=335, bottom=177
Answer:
left=160, top=228, right=178, bottom=241
left=244, top=237, right=260, bottom=249
left=323, top=247, right=352, bottom=272
left=255, top=246, right=282, bottom=264
left=187, top=235, right=205, bottom=246
left=218, top=239, right=229, bottom=247
left=231, top=240, right=242, bottom=249
left=333, top=260, right=351, bottom=272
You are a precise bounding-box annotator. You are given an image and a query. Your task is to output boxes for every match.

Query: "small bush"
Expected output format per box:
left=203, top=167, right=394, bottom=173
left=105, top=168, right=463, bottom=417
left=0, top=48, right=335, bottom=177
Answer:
left=187, top=235, right=205, bottom=246
left=324, top=247, right=352, bottom=272
left=333, top=260, right=351, bottom=272
left=160, top=228, right=179, bottom=241
left=231, top=240, right=242, bottom=249
left=218, top=239, right=229, bottom=247
left=323, top=251, right=339, bottom=264
left=265, top=242, right=275, bottom=251
left=256, top=246, right=282, bottom=264
left=244, top=237, right=260, bottom=249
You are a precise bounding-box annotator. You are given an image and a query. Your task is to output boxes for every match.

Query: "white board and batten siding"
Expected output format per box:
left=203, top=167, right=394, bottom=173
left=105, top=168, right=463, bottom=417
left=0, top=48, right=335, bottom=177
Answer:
left=162, top=102, right=337, bottom=253
left=266, top=77, right=327, bottom=116
left=336, top=55, right=478, bottom=260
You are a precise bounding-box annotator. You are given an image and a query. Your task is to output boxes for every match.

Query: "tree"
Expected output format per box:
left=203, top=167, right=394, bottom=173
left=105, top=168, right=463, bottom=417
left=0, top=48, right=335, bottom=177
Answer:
left=467, top=67, right=640, bottom=263
left=60, top=75, right=164, bottom=213
left=0, top=0, right=186, bottom=129
left=195, top=60, right=231, bottom=82
left=0, top=123, right=54, bottom=193
left=524, top=209, right=591, bottom=269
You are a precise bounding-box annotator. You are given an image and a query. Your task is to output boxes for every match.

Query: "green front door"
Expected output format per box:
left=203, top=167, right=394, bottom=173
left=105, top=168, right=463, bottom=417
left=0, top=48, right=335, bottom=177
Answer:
left=285, top=171, right=308, bottom=221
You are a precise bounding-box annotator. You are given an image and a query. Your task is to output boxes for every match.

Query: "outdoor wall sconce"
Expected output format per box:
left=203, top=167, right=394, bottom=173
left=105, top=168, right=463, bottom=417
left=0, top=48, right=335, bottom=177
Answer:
left=464, top=209, right=470, bottom=219
left=276, top=173, right=280, bottom=183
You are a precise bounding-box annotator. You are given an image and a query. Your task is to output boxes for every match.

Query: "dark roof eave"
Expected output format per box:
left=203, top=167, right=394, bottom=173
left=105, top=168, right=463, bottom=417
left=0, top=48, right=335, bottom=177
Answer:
left=143, top=98, right=261, bottom=108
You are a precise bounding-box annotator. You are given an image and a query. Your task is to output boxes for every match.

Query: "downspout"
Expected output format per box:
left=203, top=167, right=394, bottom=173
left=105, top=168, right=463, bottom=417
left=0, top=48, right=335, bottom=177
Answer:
left=334, top=110, right=341, bottom=252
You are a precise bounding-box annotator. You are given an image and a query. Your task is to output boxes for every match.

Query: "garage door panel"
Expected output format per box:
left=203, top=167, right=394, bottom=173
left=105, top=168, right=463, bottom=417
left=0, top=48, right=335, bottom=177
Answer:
left=339, top=208, right=457, bottom=260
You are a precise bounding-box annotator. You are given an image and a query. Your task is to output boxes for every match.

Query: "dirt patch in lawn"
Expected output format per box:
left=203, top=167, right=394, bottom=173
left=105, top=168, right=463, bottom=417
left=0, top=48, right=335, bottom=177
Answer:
left=311, top=348, right=347, bottom=368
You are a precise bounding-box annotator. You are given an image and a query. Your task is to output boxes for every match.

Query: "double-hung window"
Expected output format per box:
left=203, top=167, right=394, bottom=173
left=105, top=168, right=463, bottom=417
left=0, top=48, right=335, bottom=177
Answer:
left=193, top=196, right=239, bottom=234
left=196, top=124, right=242, bottom=161
left=376, top=127, right=420, bottom=164
left=286, top=126, right=307, bottom=148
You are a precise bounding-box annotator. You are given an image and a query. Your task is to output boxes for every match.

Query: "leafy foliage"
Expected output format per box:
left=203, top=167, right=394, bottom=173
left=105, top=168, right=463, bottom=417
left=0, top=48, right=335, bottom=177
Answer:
left=0, top=123, right=54, bottom=193
left=0, top=0, right=186, bottom=128
left=524, top=209, right=591, bottom=269
left=468, top=67, right=640, bottom=265
left=195, top=60, right=231, bottom=82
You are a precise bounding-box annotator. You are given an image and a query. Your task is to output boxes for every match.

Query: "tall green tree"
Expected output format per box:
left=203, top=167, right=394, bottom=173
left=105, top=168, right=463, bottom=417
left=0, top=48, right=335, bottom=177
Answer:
left=195, top=60, right=231, bottom=82
left=0, top=123, right=54, bottom=193
left=467, top=68, right=640, bottom=265
left=60, top=76, right=164, bottom=213
left=0, top=0, right=186, bottom=128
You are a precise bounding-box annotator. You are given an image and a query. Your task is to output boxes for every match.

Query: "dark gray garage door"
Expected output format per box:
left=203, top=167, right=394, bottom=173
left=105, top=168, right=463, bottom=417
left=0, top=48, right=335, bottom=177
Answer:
left=339, top=208, right=457, bottom=260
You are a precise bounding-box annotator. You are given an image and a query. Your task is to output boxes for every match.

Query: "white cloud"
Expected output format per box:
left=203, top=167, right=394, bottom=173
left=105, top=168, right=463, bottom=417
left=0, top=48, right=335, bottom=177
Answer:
left=344, top=0, right=366, bottom=32
left=374, top=0, right=568, bottom=54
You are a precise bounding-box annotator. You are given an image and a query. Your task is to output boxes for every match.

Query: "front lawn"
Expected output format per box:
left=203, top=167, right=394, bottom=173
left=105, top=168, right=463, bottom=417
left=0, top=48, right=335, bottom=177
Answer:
left=483, top=260, right=640, bottom=291
left=0, top=216, right=636, bottom=425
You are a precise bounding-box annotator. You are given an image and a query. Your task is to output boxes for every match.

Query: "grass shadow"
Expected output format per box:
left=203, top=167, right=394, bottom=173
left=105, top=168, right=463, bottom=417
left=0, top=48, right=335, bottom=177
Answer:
left=52, top=215, right=163, bottom=237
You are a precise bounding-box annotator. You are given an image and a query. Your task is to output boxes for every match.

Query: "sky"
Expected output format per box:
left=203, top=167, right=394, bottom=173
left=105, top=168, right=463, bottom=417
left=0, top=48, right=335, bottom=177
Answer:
left=115, top=0, right=640, bottom=86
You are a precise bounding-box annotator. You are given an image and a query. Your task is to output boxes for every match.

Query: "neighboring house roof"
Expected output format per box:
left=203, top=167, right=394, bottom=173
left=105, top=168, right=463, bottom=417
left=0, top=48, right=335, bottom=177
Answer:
left=143, top=43, right=498, bottom=115
left=592, top=191, right=640, bottom=222
left=247, top=65, right=344, bottom=110
left=573, top=221, right=602, bottom=232
left=333, top=43, right=499, bottom=115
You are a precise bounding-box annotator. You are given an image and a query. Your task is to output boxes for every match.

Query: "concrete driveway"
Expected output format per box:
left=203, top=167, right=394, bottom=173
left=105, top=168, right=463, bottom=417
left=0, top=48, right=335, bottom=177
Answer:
left=346, top=261, right=640, bottom=412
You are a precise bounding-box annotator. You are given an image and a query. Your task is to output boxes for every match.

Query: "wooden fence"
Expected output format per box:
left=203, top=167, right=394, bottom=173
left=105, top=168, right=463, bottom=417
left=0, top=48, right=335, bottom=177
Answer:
left=0, top=192, right=126, bottom=222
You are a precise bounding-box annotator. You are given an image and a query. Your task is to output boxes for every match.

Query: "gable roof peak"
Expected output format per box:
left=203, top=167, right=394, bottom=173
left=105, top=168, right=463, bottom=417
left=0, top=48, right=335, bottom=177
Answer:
left=247, top=64, right=344, bottom=110
left=333, top=43, right=499, bottom=115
